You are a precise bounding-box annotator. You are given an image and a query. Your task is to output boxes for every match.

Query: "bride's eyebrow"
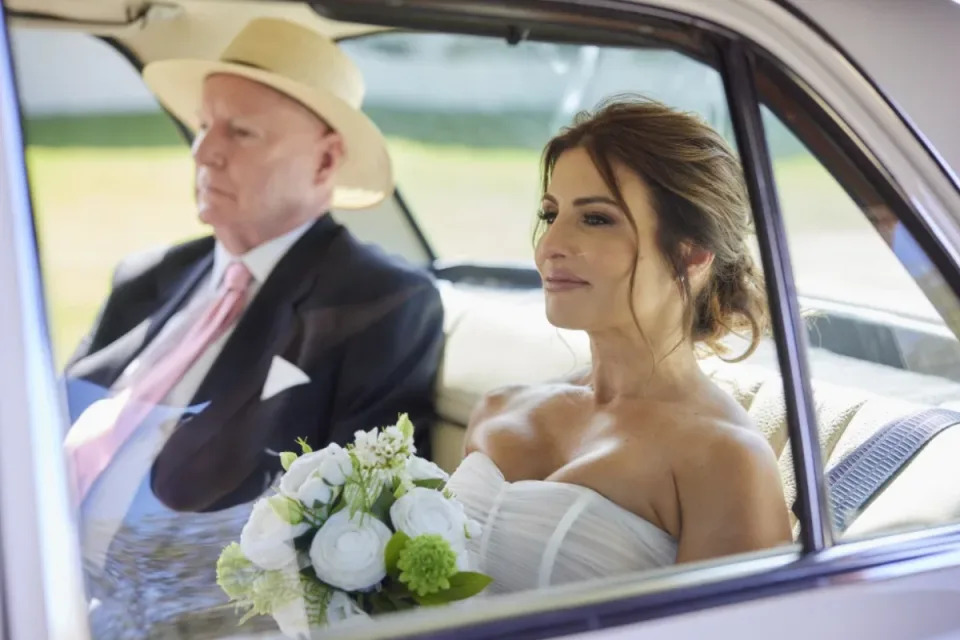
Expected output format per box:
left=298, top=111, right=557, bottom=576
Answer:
left=573, top=196, right=619, bottom=207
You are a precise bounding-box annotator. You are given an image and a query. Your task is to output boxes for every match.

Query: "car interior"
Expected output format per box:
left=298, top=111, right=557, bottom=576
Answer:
left=9, top=0, right=960, bottom=568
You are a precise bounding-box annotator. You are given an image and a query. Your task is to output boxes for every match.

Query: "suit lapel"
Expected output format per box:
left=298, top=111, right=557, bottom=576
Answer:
left=153, top=216, right=345, bottom=508
left=67, top=253, right=213, bottom=389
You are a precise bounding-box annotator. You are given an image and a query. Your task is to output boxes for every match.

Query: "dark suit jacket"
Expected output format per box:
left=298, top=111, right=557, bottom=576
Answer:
left=64, top=215, right=445, bottom=513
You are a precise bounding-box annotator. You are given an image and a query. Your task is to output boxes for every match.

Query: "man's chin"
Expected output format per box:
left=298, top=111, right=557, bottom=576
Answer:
left=197, top=205, right=229, bottom=227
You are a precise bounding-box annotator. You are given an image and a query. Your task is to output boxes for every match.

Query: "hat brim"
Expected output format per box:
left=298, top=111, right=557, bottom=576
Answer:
left=143, top=59, right=393, bottom=210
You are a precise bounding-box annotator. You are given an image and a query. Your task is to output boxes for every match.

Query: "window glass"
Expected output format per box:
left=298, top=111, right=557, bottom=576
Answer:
left=759, top=64, right=960, bottom=542
left=12, top=29, right=199, bottom=366
left=15, top=23, right=799, bottom=639
left=340, top=33, right=733, bottom=263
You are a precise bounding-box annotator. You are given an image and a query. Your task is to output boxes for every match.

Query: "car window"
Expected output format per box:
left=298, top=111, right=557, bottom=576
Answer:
left=339, top=33, right=735, bottom=265
left=758, top=62, right=960, bottom=542
left=13, top=22, right=804, bottom=640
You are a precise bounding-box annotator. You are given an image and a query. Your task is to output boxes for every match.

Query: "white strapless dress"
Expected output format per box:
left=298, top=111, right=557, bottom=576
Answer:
left=446, top=452, right=678, bottom=595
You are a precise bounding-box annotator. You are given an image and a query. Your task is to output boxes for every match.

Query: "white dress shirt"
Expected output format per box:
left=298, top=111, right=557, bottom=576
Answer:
left=81, top=219, right=315, bottom=569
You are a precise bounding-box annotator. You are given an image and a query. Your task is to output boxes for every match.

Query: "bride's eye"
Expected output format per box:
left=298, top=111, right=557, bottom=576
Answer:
left=583, top=212, right=614, bottom=226
left=537, top=209, right=558, bottom=224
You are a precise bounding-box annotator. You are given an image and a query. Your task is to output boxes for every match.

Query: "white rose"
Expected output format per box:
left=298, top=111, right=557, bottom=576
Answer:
left=298, top=476, right=333, bottom=507
left=316, top=447, right=352, bottom=486
left=240, top=498, right=311, bottom=570
left=389, top=487, right=468, bottom=549
left=405, top=456, right=449, bottom=483
left=326, top=590, right=369, bottom=624
left=280, top=451, right=330, bottom=498
left=309, top=511, right=391, bottom=592
left=271, top=597, right=310, bottom=640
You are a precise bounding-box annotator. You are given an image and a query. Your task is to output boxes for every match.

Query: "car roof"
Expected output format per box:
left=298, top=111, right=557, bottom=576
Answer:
left=9, top=0, right=960, bottom=181
left=783, top=0, right=960, bottom=184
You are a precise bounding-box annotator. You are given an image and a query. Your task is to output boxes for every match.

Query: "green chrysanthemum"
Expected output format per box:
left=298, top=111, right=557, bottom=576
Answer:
left=396, top=534, right=458, bottom=597
left=248, top=569, right=302, bottom=620
left=216, top=542, right=260, bottom=601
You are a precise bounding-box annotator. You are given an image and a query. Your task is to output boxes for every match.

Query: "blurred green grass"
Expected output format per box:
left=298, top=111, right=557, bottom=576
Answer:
left=25, top=112, right=862, bottom=368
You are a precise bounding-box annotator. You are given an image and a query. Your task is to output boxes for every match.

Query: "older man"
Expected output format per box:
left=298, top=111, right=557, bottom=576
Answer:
left=62, top=19, right=443, bottom=633
left=64, top=16, right=445, bottom=635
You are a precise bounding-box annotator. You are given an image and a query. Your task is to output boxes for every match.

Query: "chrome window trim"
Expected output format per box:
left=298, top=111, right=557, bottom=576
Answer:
left=0, top=4, right=90, bottom=640
left=720, top=41, right=831, bottom=552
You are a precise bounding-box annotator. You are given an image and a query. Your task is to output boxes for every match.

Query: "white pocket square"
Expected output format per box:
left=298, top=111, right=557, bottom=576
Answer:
left=261, top=356, right=311, bottom=401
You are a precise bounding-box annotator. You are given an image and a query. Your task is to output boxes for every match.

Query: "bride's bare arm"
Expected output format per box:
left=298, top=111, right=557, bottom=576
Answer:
left=673, top=426, right=792, bottom=564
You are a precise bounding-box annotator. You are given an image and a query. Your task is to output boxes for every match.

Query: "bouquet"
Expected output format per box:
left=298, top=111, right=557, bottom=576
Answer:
left=215, top=414, right=491, bottom=638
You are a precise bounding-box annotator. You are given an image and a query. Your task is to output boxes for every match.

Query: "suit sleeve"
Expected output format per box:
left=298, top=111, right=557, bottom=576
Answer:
left=326, top=278, right=445, bottom=457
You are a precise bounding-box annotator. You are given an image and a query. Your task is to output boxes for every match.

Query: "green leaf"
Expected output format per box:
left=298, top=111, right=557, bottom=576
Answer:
left=279, top=451, right=298, bottom=471
left=384, top=583, right=417, bottom=610
left=369, top=487, right=397, bottom=523
left=415, top=572, right=493, bottom=605
left=413, top=478, right=446, bottom=491
left=384, top=531, right=412, bottom=579
left=295, top=437, right=313, bottom=454
left=268, top=495, right=304, bottom=525
left=368, top=591, right=399, bottom=614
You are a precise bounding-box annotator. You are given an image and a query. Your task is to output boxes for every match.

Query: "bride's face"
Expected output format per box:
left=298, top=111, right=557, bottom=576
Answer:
left=535, top=147, right=683, bottom=337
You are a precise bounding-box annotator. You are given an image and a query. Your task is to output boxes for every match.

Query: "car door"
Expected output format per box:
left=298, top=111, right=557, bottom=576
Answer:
left=4, top=0, right=960, bottom=639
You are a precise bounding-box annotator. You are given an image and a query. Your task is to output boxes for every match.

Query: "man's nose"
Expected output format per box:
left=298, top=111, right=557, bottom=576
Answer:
left=192, top=127, right=226, bottom=169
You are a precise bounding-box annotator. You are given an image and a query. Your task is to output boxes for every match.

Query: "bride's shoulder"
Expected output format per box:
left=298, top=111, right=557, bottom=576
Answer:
left=462, top=381, right=585, bottom=471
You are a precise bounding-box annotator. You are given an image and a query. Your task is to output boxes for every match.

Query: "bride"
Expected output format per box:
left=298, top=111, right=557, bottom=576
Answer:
left=446, top=97, right=792, bottom=595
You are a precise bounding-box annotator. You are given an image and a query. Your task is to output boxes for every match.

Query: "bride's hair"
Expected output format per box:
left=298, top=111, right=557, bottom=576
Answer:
left=538, top=95, right=768, bottom=362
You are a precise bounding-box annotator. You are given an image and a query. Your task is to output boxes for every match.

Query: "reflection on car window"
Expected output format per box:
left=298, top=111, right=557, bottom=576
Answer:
left=340, top=33, right=733, bottom=264
left=758, top=66, right=960, bottom=544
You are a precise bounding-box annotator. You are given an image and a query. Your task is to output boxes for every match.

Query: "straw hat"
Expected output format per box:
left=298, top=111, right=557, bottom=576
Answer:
left=143, top=18, right=392, bottom=210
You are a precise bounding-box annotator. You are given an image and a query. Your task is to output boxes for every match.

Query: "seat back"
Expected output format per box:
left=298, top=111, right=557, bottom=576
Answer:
left=433, top=283, right=960, bottom=538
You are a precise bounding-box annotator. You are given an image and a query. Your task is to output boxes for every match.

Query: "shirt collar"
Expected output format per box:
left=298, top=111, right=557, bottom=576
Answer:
left=212, top=218, right=316, bottom=289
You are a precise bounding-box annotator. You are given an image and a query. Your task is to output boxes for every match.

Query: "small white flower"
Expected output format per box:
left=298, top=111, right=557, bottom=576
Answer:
left=405, top=456, right=449, bottom=483
left=271, top=597, right=310, bottom=640
left=325, top=590, right=369, bottom=623
left=389, top=487, right=469, bottom=549
left=310, top=511, right=392, bottom=592
left=240, top=498, right=311, bottom=570
left=298, top=476, right=333, bottom=507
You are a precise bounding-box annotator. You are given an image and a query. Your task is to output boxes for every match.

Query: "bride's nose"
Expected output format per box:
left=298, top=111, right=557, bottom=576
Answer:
left=536, top=219, right=580, bottom=261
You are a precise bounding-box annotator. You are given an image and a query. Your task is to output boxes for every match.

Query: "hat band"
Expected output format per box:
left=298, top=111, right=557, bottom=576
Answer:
left=222, top=58, right=266, bottom=71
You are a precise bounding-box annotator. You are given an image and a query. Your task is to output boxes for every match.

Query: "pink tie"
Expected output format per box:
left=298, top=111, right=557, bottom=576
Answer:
left=67, top=261, right=253, bottom=505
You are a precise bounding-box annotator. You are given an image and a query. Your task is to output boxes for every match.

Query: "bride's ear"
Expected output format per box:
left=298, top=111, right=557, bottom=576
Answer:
left=680, top=242, right=714, bottom=288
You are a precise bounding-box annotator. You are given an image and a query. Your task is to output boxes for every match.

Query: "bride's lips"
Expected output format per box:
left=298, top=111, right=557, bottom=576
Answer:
left=543, top=270, right=590, bottom=292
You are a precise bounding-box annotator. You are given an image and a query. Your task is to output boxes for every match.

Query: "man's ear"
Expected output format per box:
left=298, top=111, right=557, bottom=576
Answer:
left=315, top=131, right=345, bottom=186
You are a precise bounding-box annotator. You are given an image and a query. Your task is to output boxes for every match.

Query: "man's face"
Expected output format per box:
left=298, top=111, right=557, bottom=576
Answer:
left=192, top=74, right=343, bottom=252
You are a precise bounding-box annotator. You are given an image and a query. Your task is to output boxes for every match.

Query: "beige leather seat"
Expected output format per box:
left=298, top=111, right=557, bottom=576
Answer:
left=432, top=282, right=960, bottom=539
